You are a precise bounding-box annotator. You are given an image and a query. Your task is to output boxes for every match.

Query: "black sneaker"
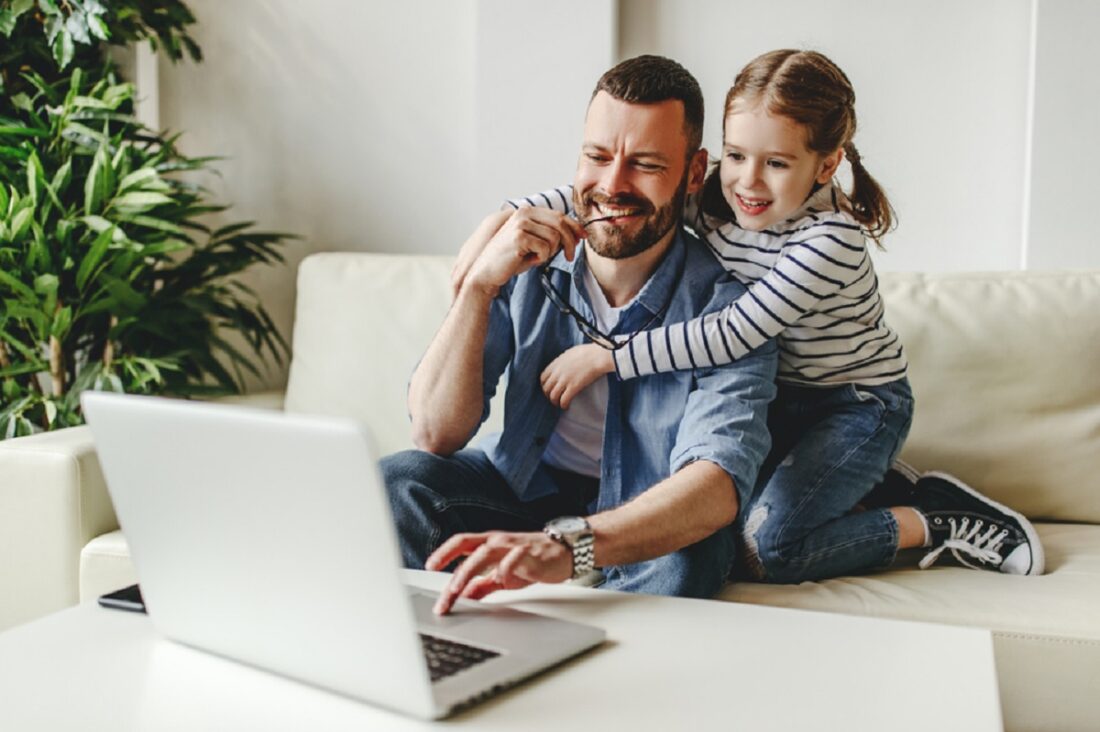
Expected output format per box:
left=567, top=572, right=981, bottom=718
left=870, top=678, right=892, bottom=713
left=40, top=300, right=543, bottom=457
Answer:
left=913, top=472, right=1045, bottom=575
left=859, top=459, right=922, bottom=510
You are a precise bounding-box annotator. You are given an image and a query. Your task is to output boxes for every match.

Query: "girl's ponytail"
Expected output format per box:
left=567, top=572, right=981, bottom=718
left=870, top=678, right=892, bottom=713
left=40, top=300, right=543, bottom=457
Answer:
left=843, top=142, right=895, bottom=247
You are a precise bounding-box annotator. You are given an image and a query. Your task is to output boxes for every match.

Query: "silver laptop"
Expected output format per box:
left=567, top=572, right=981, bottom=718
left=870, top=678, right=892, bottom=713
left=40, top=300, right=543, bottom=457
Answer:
left=81, top=392, right=605, bottom=719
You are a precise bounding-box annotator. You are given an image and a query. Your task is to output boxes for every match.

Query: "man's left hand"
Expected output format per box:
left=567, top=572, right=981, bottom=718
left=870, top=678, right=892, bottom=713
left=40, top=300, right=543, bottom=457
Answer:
left=425, top=531, right=573, bottom=614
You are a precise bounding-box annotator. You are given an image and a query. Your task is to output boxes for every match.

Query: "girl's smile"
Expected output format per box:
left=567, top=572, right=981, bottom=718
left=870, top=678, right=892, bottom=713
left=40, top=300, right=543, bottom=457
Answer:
left=734, top=193, right=773, bottom=217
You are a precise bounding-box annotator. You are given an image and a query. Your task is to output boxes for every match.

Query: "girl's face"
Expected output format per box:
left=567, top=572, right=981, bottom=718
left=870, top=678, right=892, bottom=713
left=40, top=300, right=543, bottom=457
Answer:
left=719, top=102, right=842, bottom=231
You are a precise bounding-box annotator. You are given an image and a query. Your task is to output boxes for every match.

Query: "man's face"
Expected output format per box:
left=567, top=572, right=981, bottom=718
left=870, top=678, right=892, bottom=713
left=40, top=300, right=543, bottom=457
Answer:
left=573, top=92, right=700, bottom=260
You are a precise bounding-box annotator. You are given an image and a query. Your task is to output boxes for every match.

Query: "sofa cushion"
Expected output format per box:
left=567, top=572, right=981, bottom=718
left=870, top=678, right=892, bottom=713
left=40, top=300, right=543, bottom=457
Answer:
left=79, top=529, right=138, bottom=603
left=882, top=271, right=1100, bottom=523
left=284, top=253, right=504, bottom=458
left=719, top=522, right=1100, bottom=638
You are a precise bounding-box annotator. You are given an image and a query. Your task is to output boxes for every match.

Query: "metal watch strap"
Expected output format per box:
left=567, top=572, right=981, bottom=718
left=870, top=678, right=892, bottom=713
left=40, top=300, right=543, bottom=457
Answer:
left=570, top=531, right=595, bottom=578
left=544, top=517, right=595, bottom=579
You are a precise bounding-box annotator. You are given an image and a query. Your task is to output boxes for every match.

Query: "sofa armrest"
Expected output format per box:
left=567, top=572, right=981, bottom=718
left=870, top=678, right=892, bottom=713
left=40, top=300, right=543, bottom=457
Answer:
left=0, top=389, right=287, bottom=632
left=0, top=425, right=115, bottom=631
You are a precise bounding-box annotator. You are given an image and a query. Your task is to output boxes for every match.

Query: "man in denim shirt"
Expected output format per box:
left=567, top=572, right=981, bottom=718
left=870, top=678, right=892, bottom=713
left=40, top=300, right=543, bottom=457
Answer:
left=382, top=56, right=777, bottom=614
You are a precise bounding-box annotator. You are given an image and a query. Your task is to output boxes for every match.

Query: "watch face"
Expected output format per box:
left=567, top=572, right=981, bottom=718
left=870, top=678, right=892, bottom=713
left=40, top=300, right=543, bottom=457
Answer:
left=550, top=517, right=588, bottom=535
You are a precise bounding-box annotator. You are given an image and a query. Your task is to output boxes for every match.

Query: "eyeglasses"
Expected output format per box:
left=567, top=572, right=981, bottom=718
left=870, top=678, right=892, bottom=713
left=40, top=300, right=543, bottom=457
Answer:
left=538, top=263, right=666, bottom=351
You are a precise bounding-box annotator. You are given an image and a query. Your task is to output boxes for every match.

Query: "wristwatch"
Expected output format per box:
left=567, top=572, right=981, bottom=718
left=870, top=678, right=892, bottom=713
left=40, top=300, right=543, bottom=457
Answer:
left=544, top=516, right=595, bottom=579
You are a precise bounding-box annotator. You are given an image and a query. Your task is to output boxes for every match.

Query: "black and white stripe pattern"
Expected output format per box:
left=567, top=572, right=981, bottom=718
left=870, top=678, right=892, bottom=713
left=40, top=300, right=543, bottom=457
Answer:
left=503, top=185, right=574, bottom=214
left=504, top=182, right=906, bottom=387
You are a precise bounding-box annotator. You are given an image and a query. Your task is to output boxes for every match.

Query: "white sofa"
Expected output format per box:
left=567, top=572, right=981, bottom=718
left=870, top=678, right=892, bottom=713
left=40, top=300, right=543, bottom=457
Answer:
left=2, top=252, right=1098, bottom=731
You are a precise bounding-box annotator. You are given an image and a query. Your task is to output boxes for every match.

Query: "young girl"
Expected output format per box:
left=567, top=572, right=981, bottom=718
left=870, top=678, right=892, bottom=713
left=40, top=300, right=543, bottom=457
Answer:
left=489, top=50, right=1044, bottom=580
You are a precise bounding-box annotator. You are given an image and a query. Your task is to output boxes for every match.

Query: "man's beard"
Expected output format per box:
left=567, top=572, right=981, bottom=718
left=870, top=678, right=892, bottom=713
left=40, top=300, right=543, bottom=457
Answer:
left=574, top=174, right=689, bottom=260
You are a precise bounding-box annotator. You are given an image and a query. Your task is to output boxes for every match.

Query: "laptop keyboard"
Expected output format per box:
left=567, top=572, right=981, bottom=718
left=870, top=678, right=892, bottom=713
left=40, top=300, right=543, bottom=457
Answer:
left=419, top=634, right=500, bottom=682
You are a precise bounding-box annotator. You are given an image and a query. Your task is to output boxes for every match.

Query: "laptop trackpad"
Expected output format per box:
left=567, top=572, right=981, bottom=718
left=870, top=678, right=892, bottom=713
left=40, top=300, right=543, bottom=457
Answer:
left=407, top=589, right=479, bottom=630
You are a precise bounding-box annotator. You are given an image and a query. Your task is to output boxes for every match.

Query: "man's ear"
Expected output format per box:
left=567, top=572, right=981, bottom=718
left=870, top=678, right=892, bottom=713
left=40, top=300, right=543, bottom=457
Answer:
left=687, top=148, right=709, bottom=193
left=816, top=148, right=844, bottom=184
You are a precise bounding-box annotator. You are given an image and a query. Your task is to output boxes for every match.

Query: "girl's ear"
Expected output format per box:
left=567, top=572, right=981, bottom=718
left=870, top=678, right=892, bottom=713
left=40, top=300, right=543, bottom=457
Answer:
left=816, top=148, right=844, bottom=184
left=687, top=148, right=709, bottom=193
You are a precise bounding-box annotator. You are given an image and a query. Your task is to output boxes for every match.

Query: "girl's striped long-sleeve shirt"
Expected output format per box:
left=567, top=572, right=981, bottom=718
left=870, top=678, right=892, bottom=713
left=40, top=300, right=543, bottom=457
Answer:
left=505, top=182, right=907, bottom=387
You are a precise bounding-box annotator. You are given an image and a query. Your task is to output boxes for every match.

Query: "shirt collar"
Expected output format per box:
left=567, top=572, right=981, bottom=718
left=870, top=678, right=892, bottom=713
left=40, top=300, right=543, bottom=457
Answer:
left=777, top=180, right=844, bottom=231
left=545, top=227, right=688, bottom=320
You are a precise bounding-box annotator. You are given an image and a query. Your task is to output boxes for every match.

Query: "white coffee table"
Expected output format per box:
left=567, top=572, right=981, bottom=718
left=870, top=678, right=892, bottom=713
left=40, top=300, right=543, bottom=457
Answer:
left=0, top=570, right=1002, bottom=731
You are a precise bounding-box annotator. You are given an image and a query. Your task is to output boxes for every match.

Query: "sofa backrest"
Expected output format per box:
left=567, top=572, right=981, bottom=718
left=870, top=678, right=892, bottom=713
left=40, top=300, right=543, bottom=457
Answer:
left=880, top=270, right=1100, bottom=523
left=284, top=253, right=505, bottom=459
left=286, top=253, right=1100, bottom=524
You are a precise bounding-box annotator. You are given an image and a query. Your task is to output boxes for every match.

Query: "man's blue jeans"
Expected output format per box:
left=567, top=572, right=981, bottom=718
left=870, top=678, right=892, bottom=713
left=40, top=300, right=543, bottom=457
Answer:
left=380, top=448, right=738, bottom=599
left=738, top=378, right=915, bottom=583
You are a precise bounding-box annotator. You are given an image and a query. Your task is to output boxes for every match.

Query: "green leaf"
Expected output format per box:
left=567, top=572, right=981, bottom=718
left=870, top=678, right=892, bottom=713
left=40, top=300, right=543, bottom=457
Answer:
left=0, top=10, right=16, bottom=38
left=50, top=305, right=71, bottom=340
left=52, top=28, right=74, bottom=69
left=34, top=274, right=59, bottom=295
left=112, top=191, right=173, bottom=213
left=128, top=216, right=185, bottom=235
left=44, top=400, right=57, bottom=427
left=133, top=239, right=189, bottom=257
left=117, top=167, right=159, bottom=192
left=61, top=121, right=109, bottom=148
left=0, top=362, right=47, bottom=378
left=82, top=215, right=113, bottom=233
left=31, top=222, right=53, bottom=271
left=101, top=83, right=134, bottom=110
left=211, top=221, right=256, bottom=239
left=0, top=269, right=36, bottom=299
left=35, top=273, right=58, bottom=315
left=0, top=125, right=47, bottom=138
left=88, top=14, right=108, bottom=41
left=13, top=0, right=35, bottom=15
left=84, top=146, right=112, bottom=215
left=76, top=225, right=114, bottom=291
left=5, top=304, right=49, bottom=338
left=50, top=159, right=72, bottom=197
left=25, top=153, right=41, bottom=205
left=72, top=95, right=112, bottom=110
left=11, top=94, right=34, bottom=114
left=104, top=277, right=147, bottom=312
left=9, top=206, right=33, bottom=241
left=65, top=12, right=90, bottom=45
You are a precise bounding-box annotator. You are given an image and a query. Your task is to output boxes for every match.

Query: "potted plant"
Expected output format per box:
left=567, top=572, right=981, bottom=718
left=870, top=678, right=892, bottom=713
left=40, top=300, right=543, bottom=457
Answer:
left=0, top=0, right=292, bottom=438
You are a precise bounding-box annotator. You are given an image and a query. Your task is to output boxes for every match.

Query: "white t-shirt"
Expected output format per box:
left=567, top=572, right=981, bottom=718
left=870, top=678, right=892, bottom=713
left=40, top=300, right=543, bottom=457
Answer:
left=541, top=263, right=631, bottom=478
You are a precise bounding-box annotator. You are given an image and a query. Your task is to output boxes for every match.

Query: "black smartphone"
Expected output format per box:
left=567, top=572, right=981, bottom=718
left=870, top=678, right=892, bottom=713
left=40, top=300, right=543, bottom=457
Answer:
left=97, top=583, right=147, bottom=613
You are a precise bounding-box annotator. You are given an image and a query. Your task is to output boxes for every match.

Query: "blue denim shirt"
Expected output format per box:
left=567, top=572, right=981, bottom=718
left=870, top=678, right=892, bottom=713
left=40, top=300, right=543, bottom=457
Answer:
left=475, top=227, right=777, bottom=510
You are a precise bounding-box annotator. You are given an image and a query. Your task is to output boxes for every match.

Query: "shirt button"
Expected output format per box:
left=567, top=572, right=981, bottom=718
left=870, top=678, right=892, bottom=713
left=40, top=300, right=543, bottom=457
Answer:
left=534, top=436, right=546, bottom=446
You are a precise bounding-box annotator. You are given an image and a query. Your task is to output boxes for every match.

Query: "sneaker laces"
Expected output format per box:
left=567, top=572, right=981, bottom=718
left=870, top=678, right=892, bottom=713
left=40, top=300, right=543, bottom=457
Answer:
left=919, top=517, right=1008, bottom=570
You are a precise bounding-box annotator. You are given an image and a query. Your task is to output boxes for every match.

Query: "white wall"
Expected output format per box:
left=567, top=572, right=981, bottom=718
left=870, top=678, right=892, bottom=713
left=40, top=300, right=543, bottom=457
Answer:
left=152, top=0, right=1098, bottom=388
left=472, top=1, right=615, bottom=214
left=621, top=0, right=1034, bottom=274
left=1026, top=0, right=1100, bottom=269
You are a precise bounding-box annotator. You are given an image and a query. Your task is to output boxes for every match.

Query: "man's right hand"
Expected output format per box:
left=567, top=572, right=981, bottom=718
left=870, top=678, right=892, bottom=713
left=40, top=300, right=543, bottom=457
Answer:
left=461, top=208, right=586, bottom=297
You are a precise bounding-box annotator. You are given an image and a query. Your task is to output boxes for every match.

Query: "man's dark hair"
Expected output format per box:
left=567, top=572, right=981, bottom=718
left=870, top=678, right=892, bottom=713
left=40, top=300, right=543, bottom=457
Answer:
left=591, top=55, right=705, bottom=155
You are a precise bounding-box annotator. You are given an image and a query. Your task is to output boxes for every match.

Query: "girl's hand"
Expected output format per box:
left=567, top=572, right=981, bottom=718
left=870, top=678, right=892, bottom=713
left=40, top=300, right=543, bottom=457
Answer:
left=540, top=344, right=615, bottom=409
left=452, top=210, right=514, bottom=299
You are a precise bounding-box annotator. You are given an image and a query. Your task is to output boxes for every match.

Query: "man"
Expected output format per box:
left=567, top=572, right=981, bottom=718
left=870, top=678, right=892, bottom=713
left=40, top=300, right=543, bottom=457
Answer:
left=382, top=55, right=778, bottom=614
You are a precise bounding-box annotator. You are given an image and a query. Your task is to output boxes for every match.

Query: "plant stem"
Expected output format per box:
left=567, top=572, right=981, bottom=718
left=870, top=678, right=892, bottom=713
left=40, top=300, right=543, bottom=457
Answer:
left=49, top=335, right=65, bottom=397
left=102, top=316, right=117, bottom=371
